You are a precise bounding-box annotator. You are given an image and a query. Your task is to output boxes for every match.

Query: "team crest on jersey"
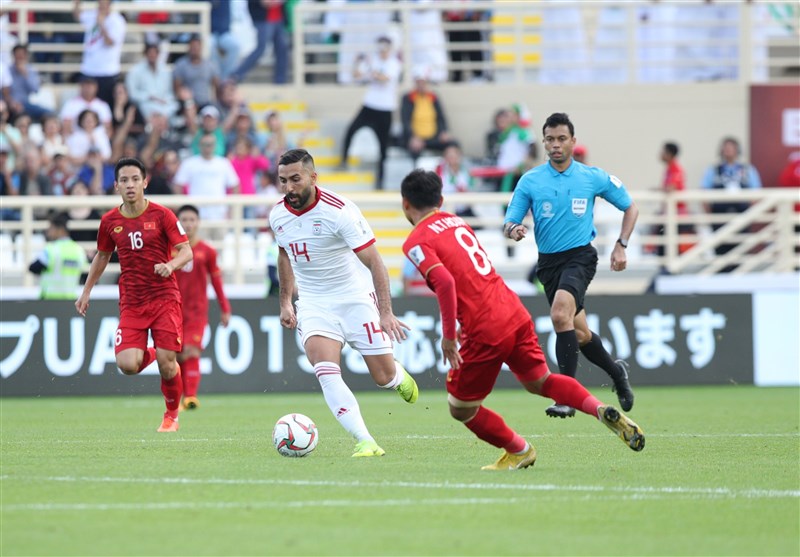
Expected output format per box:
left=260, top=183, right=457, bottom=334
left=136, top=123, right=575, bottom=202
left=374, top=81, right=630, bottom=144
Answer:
left=542, top=201, right=554, bottom=218
left=312, top=220, right=322, bottom=235
left=408, top=245, right=425, bottom=266
left=572, top=198, right=588, bottom=217
left=113, top=226, right=123, bottom=234
left=144, top=221, right=156, bottom=230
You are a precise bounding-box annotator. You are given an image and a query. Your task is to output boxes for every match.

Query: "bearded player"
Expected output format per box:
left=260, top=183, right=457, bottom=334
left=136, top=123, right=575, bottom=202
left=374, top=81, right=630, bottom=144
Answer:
left=400, top=169, right=644, bottom=470
left=175, top=204, right=231, bottom=410
left=76, top=157, right=193, bottom=432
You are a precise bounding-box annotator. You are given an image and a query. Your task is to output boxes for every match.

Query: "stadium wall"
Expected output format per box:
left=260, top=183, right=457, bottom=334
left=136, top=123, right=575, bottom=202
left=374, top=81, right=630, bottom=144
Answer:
left=246, top=82, right=750, bottom=190
left=2, top=293, right=797, bottom=397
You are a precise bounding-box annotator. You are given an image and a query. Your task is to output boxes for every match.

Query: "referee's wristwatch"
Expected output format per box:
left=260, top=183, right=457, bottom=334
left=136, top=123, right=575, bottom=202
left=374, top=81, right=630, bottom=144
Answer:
left=616, top=238, right=628, bottom=249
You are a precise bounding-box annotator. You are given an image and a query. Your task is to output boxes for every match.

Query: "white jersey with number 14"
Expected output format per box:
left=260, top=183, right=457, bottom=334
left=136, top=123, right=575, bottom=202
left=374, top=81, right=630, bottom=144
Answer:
left=269, top=187, right=376, bottom=300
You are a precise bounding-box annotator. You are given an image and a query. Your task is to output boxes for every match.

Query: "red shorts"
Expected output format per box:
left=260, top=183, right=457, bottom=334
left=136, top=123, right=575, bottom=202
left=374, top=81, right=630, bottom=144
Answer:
left=446, top=320, right=549, bottom=402
left=182, top=317, right=208, bottom=349
left=116, top=299, right=183, bottom=354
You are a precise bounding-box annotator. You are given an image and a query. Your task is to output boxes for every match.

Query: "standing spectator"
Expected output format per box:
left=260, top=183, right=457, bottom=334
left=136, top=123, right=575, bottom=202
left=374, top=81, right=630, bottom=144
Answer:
left=408, top=1, right=448, bottom=83
left=75, top=157, right=192, bottom=433
left=400, top=67, right=453, bottom=163
left=436, top=141, right=477, bottom=220
left=125, top=43, right=178, bottom=121
left=0, top=99, right=22, bottom=172
left=401, top=169, right=644, bottom=469
left=504, top=113, right=637, bottom=419
left=110, top=80, right=145, bottom=139
left=59, top=76, right=112, bottom=137
left=656, top=141, right=694, bottom=256
left=190, top=105, right=226, bottom=156
left=173, top=34, right=220, bottom=109
left=66, top=109, right=111, bottom=165
left=174, top=132, right=240, bottom=234
left=270, top=149, right=418, bottom=457
left=29, top=213, right=88, bottom=300
left=339, top=36, right=401, bottom=190
left=258, top=110, right=293, bottom=168
left=701, top=136, right=762, bottom=270
left=205, top=0, right=240, bottom=79
left=443, top=4, right=488, bottom=82
left=175, top=204, right=231, bottom=410
left=4, top=44, right=50, bottom=121
left=72, top=0, right=127, bottom=107
left=232, top=0, right=289, bottom=84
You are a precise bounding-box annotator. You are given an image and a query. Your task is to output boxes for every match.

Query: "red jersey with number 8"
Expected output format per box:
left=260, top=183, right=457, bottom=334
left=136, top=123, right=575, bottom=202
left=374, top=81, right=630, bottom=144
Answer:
left=403, top=211, right=529, bottom=346
left=97, top=201, right=188, bottom=310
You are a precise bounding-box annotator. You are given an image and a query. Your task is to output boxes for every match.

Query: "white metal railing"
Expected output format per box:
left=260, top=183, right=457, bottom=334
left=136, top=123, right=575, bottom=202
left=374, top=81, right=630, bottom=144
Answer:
left=293, top=0, right=799, bottom=87
left=1, top=189, right=798, bottom=289
left=2, top=1, right=212, bottom=75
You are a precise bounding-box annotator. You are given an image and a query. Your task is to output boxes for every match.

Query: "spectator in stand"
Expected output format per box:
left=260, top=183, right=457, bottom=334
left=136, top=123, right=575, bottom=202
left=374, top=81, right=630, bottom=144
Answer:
left=495, top=107, right=531, bottom=191
left=126, top=43, right=178, bottom=121
left=205, top=0, right=240, bottom=79
left=59, top=76, right=113, bottom=137
left=4, top=44, right=50, bottom=121
left=0, top=145, right=16, bottom=221
left=232, top=0, right=289, bottom=84
left=0, top=99, right=22, bottom=172
left=28, top=6, right=77, bottom=85
left=72, top=0, right=127, bottom=107
left=485, top=108, right=505, bottom=164
left=701, top=136, right=762, bottom=271
left=258, top=110, right=293, bottom=169
left=229, top=136, right=269, bottom=222
left=191, top=105, right=227, bottom=157
left=110, top=80, right=145, bottom=139
left=436, top=141, right=477, bottom=220
left=340, top=35, right=401, bottom=190
left=660, top=142, right=693, bottom=254
left=226, top=112, right=258, bottom=153
left=443, top=4, right=489, bottom=82
left=76, top=147, right=115, bottom=195
left=44, top=120, right=65, bottom=165
left=66, top=178, right=102, bottom=265
left=13, top=113, right=41, bottom=155
left=174, top=132, right=240, bottom=236
left=408, top=1, right=448, bottom=83
left=216, top=80, right=250, bottom=136
left=48, top=149, right=75, bottom=197
left=573, top=144, right=588, bottom=164
left=173, top=34, right=220, bottom=109
left=66, top=109, right=112, bottom=166
left=137, top=112, right=184, bottom=170
left=14, top=149, right=53, bottom=219
left=400, top=67, right=453, bottom=164
left=146, top=149, right=181, bottom=195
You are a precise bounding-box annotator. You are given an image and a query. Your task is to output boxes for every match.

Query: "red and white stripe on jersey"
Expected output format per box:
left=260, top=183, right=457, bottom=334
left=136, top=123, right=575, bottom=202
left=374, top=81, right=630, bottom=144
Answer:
left=319, top=190, right=345, bottom=209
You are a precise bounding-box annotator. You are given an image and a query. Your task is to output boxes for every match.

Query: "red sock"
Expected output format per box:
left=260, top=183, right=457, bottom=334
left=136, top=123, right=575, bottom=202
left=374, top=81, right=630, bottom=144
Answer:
left=137, top=347, right=156, bottom=373
left=181, top=357, right=201, bottom=397
left=464, top=406, right=526, bottom=452
left=161, top=364, right=183, bottom=419
left=540, top=373, right=602, bottom=418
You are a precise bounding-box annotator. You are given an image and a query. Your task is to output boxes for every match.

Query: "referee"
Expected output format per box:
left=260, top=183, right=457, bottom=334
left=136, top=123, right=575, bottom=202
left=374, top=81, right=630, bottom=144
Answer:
left=504, top=113, right=637, bottom=418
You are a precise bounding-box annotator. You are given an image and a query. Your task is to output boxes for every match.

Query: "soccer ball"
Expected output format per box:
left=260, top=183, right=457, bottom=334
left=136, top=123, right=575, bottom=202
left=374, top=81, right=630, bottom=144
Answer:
left=272, top=413, right=319, bottom=457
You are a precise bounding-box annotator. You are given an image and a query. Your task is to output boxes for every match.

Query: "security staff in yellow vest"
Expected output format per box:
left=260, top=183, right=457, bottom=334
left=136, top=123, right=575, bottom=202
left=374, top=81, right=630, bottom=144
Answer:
left=29, top=213, right=88, bottom=300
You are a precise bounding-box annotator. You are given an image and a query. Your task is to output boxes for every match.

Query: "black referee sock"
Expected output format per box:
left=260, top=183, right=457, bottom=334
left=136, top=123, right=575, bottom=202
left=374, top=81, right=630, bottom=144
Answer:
left=579, top=332, right=622, bottom=380
left=555, top=330, right=580, bottom=378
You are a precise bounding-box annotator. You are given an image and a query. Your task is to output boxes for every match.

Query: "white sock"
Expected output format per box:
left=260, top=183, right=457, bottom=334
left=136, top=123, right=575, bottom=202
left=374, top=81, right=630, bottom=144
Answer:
left=378, top=360, right=404, bottom=389
left=314, top=361, right=372, bottom=442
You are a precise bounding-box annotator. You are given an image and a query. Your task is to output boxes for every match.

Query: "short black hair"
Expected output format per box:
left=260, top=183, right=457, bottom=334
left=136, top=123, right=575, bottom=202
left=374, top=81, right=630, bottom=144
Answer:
left=176, top=204, right=199, bottom=217
left=401, top=169, right=442, bottom=210
left=49, top=212, right=69, bottom=230
left=114, top=157, right=147, bottom=181
left=12, top=44, right=27, bottom=54
left=77, top=108, right=99, bottom=128
left=278, top=148, right=315, bottom=171
left=664, top=142, right=679, bottom=157
left=542, top=112, right=574, bottom=137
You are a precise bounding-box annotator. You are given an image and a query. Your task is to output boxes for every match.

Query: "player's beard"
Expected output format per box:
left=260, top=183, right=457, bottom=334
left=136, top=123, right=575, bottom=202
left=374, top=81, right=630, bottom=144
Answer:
left=285, top=189, right=311, bottom=210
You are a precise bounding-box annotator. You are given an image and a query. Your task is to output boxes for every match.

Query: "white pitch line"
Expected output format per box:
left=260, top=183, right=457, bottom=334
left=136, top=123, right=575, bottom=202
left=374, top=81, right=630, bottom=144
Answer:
left=0, top=475, right=796, bottom=500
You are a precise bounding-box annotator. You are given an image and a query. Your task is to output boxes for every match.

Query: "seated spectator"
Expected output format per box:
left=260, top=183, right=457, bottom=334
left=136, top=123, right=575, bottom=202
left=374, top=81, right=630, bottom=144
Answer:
left=495, top=107, right=531, bottom=191
left=701, top=136, right=763, bottom=272
left=0, top=144, right=19, bottom=221
left=146, top=149, right=181, bottom=195
left=66, top=178, right=102, bottom=261
left=191, top=105, right=226, bottom=156
left=76, top=148, right=115, bottom=195
left=173, top=34, right=219, bottom=109
left=4, top=44, right=50, bottom=121
left=226, top=112, right=257, bottom=154
left=206, top=0, right=240, bottom=80
left=216, top=80, right=250, bottom=135
left=138, top=112, right=185, bottom=169
left=400, top=67, right=453, bottom=163
left=14, top=148, right=53, bottom=219
left=66, top=109, right=111, bottom=166
left=13, top=113, right=41, bottom=154
left=258, top=110, right=293, bottom=169
left=0, top=100, right=22, bottom=172
left=48, top=149, right=74, bottom=196
left=40, top=114, right=67, bottom=166
left=110, top=80, right=145, bottom=138
left=126, top=43, right=178, bottom=121
left=59, top=76, right=112, bottom=136
left=436, top=141, right=477, bottom=220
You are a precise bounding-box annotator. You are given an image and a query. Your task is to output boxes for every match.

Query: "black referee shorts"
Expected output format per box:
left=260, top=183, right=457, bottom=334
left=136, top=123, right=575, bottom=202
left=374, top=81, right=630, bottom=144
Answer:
left=536, top=244, right=598, bottom=314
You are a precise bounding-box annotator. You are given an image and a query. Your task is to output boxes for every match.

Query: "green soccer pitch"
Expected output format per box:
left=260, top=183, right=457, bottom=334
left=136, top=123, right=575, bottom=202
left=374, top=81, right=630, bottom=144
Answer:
left=1, top=386, right=798, bottom=556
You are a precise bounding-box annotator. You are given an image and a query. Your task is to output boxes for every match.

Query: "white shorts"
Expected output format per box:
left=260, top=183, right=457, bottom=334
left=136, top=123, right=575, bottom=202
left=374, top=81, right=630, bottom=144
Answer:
left=295, top=294, right=394, bottom=356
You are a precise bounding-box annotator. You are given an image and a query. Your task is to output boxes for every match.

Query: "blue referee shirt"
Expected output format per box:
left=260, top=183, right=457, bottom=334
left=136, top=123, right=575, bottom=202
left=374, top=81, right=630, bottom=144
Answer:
left=504, top=160, right=633, bottom=254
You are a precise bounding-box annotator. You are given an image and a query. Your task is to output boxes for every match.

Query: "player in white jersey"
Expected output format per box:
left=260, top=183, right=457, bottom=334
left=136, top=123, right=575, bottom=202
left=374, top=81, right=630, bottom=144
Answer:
left=269, top=149, right=419, bottom=457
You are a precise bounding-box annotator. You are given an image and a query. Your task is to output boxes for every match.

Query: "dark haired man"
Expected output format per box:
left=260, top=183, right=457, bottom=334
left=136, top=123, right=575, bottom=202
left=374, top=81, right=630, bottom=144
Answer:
left=504, top=113, right=638, bottom=419
left=401, top=168, right=644, bottom=469
left=76, top=157, right=193, bottom=432
left=270, top=148, right=418, bottom=457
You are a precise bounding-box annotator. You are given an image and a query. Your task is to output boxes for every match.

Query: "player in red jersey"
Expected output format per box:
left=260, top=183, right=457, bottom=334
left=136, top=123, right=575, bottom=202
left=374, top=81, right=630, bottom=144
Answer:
left=175, top=204, right=231, bottom=410
left=75, top=157, right=193, bottom=433
left=400, top=169, right=645, bottom=470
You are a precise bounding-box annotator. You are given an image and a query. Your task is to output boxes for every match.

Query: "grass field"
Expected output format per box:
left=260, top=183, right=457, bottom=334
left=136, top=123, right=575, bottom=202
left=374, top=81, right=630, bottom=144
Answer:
left=1, top=385, right=798, bottom=556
